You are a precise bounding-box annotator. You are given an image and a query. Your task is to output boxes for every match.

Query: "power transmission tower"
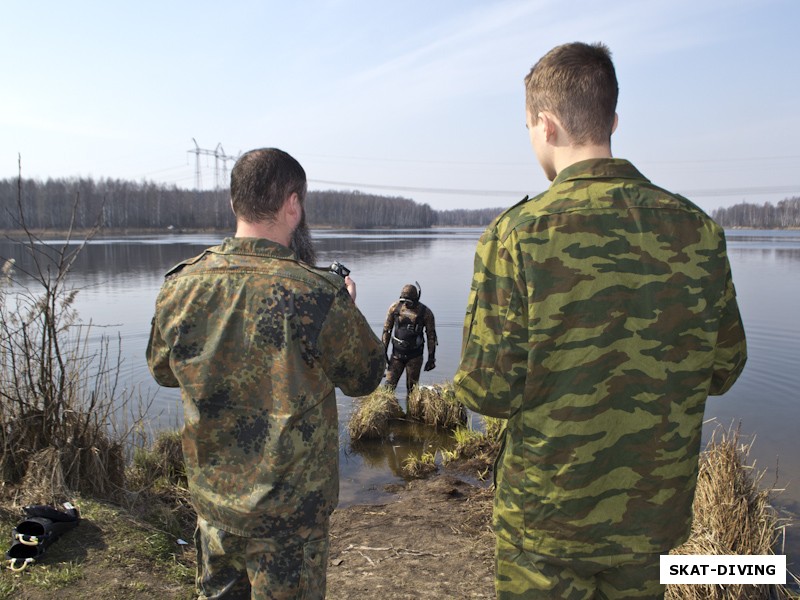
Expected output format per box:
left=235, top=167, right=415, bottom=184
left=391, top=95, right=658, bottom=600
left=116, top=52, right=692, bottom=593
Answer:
left=215, top=144, right=241, bottom=189
left=188, top=139, right=239, bottom=189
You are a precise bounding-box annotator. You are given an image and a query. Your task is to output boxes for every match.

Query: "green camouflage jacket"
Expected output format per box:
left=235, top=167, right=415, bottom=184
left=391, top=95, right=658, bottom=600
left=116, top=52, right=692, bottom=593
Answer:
left=146, top=237, right=385, bottom=538
left=454, top=158, right=747, bottom=557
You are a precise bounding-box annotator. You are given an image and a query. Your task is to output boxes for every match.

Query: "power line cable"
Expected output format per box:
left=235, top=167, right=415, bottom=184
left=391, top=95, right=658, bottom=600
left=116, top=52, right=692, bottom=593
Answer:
left=301, top=152, right=800, bottom=167
left=309, top=178, right=800, bottom=198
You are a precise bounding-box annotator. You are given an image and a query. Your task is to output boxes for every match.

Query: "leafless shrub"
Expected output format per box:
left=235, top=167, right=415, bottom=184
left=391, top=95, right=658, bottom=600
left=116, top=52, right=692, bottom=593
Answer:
left=1, top=158, right=150, bottom=503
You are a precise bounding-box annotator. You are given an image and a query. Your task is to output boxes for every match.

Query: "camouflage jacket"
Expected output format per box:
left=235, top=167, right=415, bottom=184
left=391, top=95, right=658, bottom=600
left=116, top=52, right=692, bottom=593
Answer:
left=454, top=159, right=747, bottom=557
left=146, top=237, right=385, bottom=538
left=382, top=301, right=437, bottom=359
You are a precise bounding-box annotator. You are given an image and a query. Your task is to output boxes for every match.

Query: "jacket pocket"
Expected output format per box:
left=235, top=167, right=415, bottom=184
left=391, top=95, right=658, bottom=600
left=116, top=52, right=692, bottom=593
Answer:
left=298, top=537, right=329, bottom=599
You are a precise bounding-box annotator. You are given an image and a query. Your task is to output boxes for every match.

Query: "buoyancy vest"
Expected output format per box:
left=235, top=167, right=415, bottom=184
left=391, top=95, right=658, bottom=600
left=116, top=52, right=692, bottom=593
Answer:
left=391, top=305, right=426, bottom=358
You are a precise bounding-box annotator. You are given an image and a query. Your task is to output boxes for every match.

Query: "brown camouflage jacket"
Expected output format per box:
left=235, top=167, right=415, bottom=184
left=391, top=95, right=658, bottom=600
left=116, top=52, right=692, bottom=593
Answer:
left=454, top=158, right=747, bottom=557
left=146, top=237, right=385, bottom=537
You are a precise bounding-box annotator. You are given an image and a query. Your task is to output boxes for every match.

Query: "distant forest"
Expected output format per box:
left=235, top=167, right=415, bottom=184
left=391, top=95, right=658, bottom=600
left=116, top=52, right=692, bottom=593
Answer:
left=711, top=197, right=800, bottom=229
left=6, top=176, right=793, bottom=231
left=0, top=177, right=503, bottom=231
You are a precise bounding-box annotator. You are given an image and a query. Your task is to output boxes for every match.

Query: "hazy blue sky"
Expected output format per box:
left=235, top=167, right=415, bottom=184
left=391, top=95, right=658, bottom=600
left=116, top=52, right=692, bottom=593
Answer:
left=2, top=0, right=799, bottom=213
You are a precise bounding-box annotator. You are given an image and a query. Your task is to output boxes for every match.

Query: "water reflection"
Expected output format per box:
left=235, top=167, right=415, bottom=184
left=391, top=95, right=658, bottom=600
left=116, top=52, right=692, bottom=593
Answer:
left=346, top=420, right=457, bottom=480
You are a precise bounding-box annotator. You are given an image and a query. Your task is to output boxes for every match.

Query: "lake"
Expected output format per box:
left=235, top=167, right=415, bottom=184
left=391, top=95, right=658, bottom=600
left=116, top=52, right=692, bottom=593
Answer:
left=2, top=227, right=798, bottom=566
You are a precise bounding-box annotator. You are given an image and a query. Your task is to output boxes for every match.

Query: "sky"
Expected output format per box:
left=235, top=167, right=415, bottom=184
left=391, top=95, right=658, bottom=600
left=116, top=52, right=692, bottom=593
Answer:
left=2, top=0, right=799, bottom=214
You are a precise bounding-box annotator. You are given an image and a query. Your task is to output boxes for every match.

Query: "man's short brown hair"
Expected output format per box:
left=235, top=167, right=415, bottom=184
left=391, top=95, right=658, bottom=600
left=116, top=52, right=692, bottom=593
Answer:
left=230, top=148, right=307, bottom=223
left=524, top=42, right=618, bottom=146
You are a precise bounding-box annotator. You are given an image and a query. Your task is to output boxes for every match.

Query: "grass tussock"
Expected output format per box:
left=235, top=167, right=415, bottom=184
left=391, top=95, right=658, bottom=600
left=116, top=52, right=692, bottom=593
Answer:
left=124, top=430, right=194, bottom=540
left=408, top=384, right=467, bottom=429
left=348, top=386, right=405, bottom=442
left=442, top=416, right=505, bottom=469
left=666, top=426, right=798, bottom=600
left=402, top=450, right=438, bottom=479
left=16, top=440, right=125, bottom=507
left=130, top=429, right=185, bottom=486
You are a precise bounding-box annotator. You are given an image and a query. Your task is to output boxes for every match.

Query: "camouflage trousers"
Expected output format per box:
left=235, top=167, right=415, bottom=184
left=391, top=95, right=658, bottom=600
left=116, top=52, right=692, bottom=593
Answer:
left=194, top=516, right=329, bottom=600
left=385, top=353, right=423, bottom=395
left=495, top=535, right=664, bottom=600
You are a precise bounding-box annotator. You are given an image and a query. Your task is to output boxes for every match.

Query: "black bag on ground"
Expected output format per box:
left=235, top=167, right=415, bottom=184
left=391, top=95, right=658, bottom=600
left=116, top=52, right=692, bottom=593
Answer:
left=5, top=503, right=80, bottom=571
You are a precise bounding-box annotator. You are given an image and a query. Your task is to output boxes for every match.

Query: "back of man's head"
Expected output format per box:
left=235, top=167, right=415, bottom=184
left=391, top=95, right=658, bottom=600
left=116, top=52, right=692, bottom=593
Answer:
left=525, top=42, right=618, bottom=146
left=230, top=148, right=307, bottom=223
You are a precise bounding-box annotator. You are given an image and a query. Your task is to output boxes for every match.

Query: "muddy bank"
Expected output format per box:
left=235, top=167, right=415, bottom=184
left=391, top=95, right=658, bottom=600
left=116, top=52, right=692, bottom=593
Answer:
left=328, top=474, right=495, bottom=599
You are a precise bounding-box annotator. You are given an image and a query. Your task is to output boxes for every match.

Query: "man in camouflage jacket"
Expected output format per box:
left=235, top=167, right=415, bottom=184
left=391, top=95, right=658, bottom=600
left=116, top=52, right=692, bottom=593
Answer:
left=454, top=43, right=747, bottom=599
left=147, top=148, right=385, bottom=599
left=382, top=283, right=437, bottom=401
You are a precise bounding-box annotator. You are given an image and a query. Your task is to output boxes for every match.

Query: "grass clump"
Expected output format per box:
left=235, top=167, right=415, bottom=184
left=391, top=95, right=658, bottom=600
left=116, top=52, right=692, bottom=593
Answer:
left=402, top=450, right=438, bottom=479
left=408, top=383, right=467, bottom=429
left=124, top=429, right=194, bottom=541
left=348, top=386, right=405, bottom=441
left=130, top=429, right=185, bottom=487
left=443, top=416, right=505, bottom=467
left=666, top=426, right=798, bottom=599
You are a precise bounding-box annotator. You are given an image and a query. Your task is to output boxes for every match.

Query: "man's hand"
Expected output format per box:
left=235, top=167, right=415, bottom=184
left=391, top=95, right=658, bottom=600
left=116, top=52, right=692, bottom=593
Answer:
left=424, top=356, right=436, bottom=372
left=344, top=275, right=357, bottom=302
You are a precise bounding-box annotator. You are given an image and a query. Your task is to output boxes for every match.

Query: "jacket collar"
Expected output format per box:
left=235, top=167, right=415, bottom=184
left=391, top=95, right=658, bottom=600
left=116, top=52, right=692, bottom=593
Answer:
left=214, top=237, right=296, bottom=259
left=552, top=158, right=649, bottom=187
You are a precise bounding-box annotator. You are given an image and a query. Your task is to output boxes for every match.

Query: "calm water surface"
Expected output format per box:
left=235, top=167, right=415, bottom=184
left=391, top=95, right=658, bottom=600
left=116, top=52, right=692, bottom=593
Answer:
left=2, top=228, right=798, bottom=565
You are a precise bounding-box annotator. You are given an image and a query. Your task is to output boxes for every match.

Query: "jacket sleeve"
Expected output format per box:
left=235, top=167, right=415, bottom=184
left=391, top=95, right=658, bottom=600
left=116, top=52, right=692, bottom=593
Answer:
left=709, top=260, right=747, bottom=395
left=145, top=311, right=180, bottom=388
left=319, top=287, right=386, bottom=397
left=454, top=228, right=528, bottom=418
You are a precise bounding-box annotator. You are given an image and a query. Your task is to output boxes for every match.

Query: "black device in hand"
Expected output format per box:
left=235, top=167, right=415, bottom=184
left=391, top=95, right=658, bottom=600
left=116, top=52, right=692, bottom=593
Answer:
left=329, top=261, right=351, bottom=279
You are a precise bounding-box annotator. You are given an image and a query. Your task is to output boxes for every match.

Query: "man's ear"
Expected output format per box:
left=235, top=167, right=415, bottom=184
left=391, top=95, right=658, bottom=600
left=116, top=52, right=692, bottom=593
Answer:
left=540, top=112, right=558, bottom=142
left=282, top=192, right=302, bottom=228
left=611, top=112, right=619, bottom=135
left=285, top=192, right=301, bottom=219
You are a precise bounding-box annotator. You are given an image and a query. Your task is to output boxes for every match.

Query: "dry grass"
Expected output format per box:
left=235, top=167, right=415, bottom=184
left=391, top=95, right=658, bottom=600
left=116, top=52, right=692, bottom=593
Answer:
left=408, top=383, right=468, bottom=429
left=123, top=429, right=194, bottom=539
left=129, top=429, right=185, bottom=486
left=347, top=387, right=405, bottom=441
left=13, top=437, right=125, bottom=507
left=666, top=426, right=797, bottom=599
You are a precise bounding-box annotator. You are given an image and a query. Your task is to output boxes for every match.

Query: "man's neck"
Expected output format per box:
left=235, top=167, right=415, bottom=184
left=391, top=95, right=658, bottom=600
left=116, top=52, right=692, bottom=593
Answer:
left=235, top=220, right=291, bottom=247
left=553, top=144, right=613, bottom=176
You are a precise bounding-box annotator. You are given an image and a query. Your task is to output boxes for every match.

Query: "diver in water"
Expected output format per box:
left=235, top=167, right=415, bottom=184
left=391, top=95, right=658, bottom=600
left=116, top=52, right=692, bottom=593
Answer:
left=382, top=283, right=437, bottom=402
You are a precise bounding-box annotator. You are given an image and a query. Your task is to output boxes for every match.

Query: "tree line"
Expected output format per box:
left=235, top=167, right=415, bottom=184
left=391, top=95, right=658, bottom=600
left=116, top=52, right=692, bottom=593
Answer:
left=0, top=177, right=503, bottom=230
left=711, top=197, right=800, bottom=229
left=306, top=190, right=436, bottom=228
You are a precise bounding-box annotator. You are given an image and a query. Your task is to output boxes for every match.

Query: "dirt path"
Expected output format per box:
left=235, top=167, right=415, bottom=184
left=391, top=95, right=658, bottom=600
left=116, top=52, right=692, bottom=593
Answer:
left=328, top=474, right=496, bottom=599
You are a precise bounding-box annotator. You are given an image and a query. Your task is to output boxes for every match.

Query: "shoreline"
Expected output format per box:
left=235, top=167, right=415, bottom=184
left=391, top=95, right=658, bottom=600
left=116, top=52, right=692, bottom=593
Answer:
left=2, top=225, right=798, bottom=240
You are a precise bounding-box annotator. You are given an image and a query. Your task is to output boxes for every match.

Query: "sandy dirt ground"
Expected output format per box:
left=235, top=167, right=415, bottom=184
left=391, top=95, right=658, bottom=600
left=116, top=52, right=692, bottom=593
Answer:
left=327, top=474, right=496, bottom=599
